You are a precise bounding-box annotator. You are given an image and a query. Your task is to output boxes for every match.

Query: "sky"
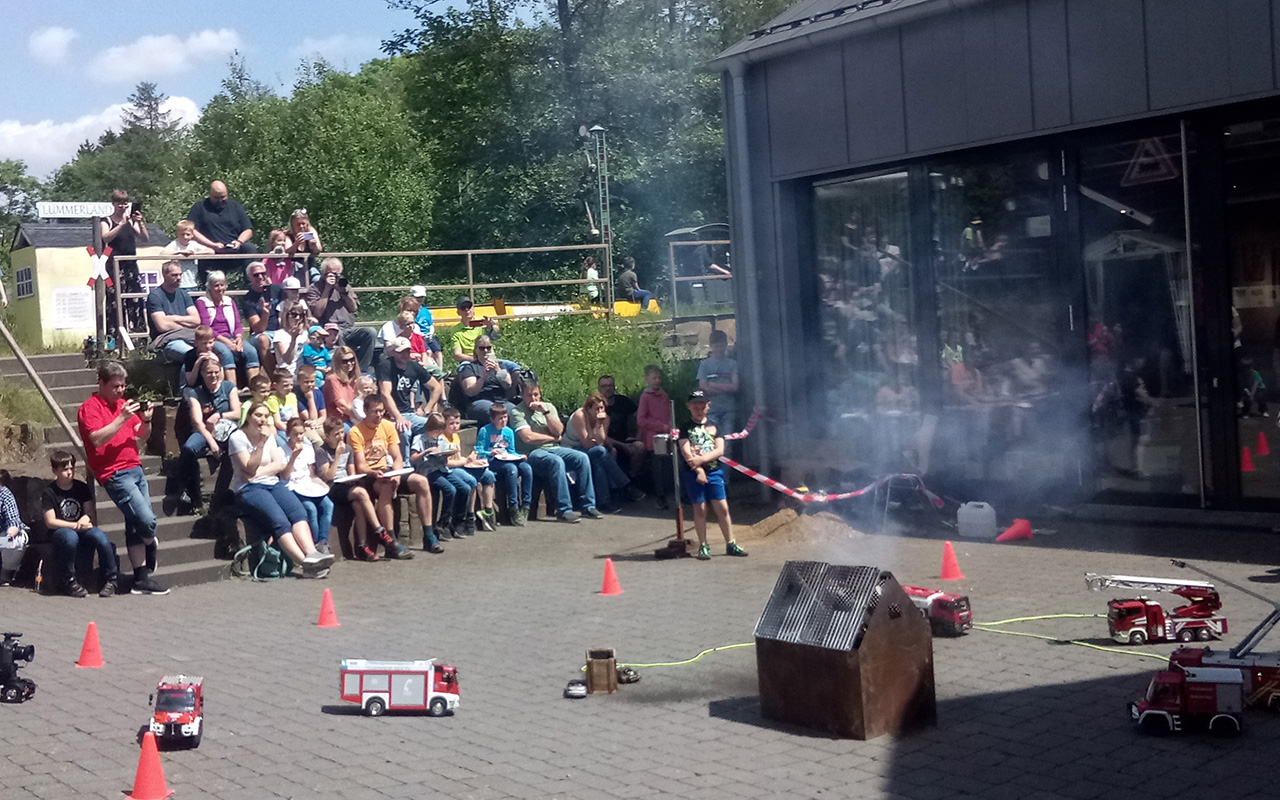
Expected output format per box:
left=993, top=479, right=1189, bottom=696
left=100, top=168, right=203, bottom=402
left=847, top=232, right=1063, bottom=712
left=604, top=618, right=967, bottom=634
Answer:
left=0, top=0, right=425, bottom=180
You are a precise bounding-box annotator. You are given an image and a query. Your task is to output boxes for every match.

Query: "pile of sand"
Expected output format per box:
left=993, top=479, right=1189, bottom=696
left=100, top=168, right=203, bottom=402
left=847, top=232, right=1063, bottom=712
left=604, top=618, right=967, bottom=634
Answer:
left=743, top=509, right=866, bottom=544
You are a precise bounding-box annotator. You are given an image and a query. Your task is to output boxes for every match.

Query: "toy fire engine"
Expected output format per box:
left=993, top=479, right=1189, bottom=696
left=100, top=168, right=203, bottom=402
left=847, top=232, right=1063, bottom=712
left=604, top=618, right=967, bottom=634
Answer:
left=148, top=675, right=204, bottom=747
left=1084, top=573, right=1227, bottom=644
left=339, top=659, right=460, bottom=717
left=901, top=585, right=972, bottom=636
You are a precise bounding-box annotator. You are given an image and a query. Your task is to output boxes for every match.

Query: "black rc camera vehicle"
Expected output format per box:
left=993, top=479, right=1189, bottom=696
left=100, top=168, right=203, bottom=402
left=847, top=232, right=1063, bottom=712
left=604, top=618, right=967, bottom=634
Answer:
left=0, top=632, right=36, bottom=703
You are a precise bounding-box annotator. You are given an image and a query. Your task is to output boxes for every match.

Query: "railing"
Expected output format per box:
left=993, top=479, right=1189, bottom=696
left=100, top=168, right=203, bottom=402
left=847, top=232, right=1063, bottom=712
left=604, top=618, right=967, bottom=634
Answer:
left=108, top=243, right=612, bottom=348
left=0, top=317, right=84, bottom=452
left=667, top=239, right=734, bottom=320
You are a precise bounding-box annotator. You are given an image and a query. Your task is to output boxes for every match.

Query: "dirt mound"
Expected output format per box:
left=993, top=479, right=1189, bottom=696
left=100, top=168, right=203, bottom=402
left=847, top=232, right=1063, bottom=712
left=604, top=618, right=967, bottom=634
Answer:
left=743, top=509, right=865, bottom=544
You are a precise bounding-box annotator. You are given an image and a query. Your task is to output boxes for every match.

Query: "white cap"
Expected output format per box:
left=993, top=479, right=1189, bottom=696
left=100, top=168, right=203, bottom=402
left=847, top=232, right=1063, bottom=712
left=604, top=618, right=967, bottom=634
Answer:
left=387, top=336, right=412, bottom=352
left=282, top=277, right=301, bottom=290
left=411, top=285, right=427, bottom=298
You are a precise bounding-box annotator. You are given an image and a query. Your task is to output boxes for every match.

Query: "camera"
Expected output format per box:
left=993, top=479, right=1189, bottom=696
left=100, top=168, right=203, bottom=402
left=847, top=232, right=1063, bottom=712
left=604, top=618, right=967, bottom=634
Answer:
left=0, top=632, right=36, bottom=703
left=338, top=277, right=348, bottom=288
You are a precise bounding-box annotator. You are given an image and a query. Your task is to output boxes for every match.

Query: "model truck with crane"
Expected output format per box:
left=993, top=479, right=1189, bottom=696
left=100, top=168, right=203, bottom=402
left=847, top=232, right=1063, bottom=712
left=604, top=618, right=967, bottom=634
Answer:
left=901, top=585, right=972, bottom=636
left=1084, top=573, right=1227, bottom=644
left=1130, top=560, right=1280, bottom=735
left=148, top=675, right=204, bottom=747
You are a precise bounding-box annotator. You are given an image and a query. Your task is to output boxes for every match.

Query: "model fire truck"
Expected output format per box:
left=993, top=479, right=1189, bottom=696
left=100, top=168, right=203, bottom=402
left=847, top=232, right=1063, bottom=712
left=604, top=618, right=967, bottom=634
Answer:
left=339, top=659, right=460, bottom=717
left=148, top=675, right=204, bottom=747
left=1084, top=573, right=1227, bottom=644
left=1131, top=560, right=1280, bottom=735
left=901, top=585, right=972, bottom=636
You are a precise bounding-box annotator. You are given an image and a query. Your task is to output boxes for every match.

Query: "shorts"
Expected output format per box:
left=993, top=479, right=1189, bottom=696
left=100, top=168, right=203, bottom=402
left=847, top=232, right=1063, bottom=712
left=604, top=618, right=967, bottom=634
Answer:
left=328, top=478, right=371, bottom=504
left=681, top=467, right=726, bottom=504
left=426, top=335, right=442, bottom=353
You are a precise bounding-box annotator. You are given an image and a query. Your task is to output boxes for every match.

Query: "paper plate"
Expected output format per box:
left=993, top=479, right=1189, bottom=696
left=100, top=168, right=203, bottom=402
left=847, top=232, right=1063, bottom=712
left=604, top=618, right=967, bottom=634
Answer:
left=292, top=480, right=330, bottom=498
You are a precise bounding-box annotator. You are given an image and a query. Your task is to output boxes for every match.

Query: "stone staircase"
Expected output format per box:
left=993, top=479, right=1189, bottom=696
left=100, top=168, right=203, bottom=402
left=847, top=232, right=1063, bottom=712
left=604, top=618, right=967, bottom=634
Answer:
left=0, top=352, right=226, bottom=589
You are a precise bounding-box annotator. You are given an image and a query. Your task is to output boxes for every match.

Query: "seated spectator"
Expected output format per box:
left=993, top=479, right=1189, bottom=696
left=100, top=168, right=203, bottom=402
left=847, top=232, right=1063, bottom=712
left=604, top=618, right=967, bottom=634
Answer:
left=377, top=337, right=444, bottom=457
left=147, top=260, right=199, bottom=363
left=322, top=323, right=342, bottom=352
left=197, top=270, right=261, bottom=383
left=411, top=286, right=444, bottom=369
left=378, top=296, right=422, bottom=350
left=408, top=413, right=458, bottom=552
left=386, top=310, right=433, bottom=369
left=449, top=296, right=502, bottom=364
left=229, top=401, right=334, bottom=577
left=350, top=375, right=378, bottom=424
left=240, top=374, right=273, bottom=425
left=283, top=417, right=333, bottom=557
left=474, top=402, right=531, bottom=526
left=41, top=453, right=117, bottom=597
left=263, top=229, right=297, bottom=285
left=616, top=256, right=653, bottom=311
left=698, top=329, right=739, bottom=436
left=598, top=374, right=645, bottom=476
left=638, top=364, right=674, bottom=509
left=0, top=470, right=29, bottom=587
left=306, top=257, right=376, bottom=370
left=295, top=364, right=327, bottom=441
left=162, top=220, right=214, bottom=290
left=563, top=391, right=641, bottom=513
left=186, top=180, right=259, bottom=275
left=457, top=335, right=513, bottom=424
left=316, top=417, right=388, bottom=561
left=181, top=326, right=220, bottom=388
left=347, top=393, right=415, bottom=560
left=300, top=325, right=333, bottom=376
left=510, top=381, right=597, bottom=523
left=286, top=208, right=323, bottom=281
left=242, top=262, right=283, bottom=370
left=279, top=276, right=304, bottom=318
left=178, top=354, right=240, bottom=510
left=443, top=406, right=496, bottom=531
left=268, top=368, right=299, bottom=447
left=274, top=302, right=309, bottom=378
left=323, top=345, right=361, bottom=425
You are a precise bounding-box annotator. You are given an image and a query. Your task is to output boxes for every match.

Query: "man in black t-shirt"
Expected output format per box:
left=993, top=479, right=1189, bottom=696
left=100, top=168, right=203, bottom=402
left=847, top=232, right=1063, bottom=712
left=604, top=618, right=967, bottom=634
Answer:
left=186, top=180, right=259, bottom=275
left=241, top=262, right=283, bottom=366
left=41, top=450, right=119, bottom=598
left=376, top=337, right=443, bottom=458
left=598, top=374, right=645, bottom=475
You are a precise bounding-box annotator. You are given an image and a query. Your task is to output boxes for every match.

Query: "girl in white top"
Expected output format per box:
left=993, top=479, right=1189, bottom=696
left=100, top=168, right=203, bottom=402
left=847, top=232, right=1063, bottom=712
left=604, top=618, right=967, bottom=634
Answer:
left=273, top=301, right=309, bottom=378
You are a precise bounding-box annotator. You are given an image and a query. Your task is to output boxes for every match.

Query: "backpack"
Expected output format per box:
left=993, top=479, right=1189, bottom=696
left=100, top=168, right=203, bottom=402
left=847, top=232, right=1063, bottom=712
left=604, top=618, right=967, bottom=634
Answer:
left=231, top=539, right=294, bottom=581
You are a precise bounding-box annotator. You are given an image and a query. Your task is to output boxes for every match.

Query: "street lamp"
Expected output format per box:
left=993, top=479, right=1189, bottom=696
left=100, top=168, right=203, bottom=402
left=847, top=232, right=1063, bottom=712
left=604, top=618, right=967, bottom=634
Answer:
left=581, top=124, right=613, bottom=309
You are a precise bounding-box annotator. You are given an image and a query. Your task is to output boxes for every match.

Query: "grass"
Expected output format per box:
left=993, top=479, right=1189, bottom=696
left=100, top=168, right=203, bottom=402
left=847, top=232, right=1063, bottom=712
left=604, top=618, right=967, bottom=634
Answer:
left=0, top=379, right=57, bottom=427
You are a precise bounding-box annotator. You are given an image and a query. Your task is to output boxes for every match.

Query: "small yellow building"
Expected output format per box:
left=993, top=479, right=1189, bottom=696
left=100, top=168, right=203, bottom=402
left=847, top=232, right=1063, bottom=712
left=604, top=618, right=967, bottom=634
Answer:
left=8, top=223, right=169, bottom=350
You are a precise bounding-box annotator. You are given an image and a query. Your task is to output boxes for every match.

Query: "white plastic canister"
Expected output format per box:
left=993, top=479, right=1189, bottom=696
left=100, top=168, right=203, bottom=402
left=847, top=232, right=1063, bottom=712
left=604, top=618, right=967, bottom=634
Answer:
left=957, top=502, right=997, bottom=539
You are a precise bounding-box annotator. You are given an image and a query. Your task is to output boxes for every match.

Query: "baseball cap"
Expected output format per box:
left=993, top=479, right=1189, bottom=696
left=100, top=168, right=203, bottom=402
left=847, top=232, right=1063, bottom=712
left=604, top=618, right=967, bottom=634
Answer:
left=323, top=323, right=340, bottom=332
left=282, top=277, right=301, bottom=290
left=688, top=390, right=709, bottom=402
left=308, top=325, right=324, bottom=336
left=411, top=285, right=427, bottom=298
left=387, top=336, right=412, bottom=352
left=456, top=296, right=474, bottom=309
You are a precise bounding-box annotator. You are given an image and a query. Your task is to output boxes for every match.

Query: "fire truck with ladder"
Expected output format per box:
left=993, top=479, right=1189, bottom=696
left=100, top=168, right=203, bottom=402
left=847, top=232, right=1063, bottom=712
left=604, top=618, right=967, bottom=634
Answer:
left=1084, top=573, right=1227, bottom=644
left=1131, top=560, right=1280, bottom=735
left=901, top=585, right=972, bottom=636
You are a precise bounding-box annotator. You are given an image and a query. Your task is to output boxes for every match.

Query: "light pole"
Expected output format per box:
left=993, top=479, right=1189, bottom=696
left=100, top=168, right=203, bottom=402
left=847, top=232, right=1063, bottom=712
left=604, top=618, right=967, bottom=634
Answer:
left=582, top=124, right=614, bottom=310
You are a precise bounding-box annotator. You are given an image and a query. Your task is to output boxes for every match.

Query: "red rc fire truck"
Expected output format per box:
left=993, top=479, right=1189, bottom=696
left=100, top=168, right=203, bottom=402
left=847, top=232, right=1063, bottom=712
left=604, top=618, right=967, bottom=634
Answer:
left=901, top=585, right=972, bottom=636
left=1084, top=573, right=1227, bottom=644
left=148, top=675, right=204, bottom=747
left=339, top=659, right=460, bottom=717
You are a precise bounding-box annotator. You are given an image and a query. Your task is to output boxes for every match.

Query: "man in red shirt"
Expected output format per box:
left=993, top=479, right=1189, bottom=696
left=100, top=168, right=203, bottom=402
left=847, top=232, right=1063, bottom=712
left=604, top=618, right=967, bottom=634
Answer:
left=76, top=361, right=168, bottom=595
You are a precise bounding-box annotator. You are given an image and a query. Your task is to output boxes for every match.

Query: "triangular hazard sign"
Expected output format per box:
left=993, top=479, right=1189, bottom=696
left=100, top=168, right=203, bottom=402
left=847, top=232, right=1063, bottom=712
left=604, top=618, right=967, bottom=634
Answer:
left=1121, top=137, right=1179, bottom=186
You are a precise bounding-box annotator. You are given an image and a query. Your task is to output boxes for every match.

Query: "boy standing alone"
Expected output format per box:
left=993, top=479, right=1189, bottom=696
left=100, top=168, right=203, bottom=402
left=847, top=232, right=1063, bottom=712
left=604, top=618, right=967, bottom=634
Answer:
left=678, top=390, right=747, bottom=561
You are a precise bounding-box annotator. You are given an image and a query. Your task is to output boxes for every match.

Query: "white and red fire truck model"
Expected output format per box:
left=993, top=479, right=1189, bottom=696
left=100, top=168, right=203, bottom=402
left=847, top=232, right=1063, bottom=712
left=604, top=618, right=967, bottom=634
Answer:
left=1129, top=665, right=1244, bottom=735
left=1084, top=573, right=1227, bottom=644
left=148, top=675, right=204, bottom=747
left=901, top=585, right=972, bottom=636
left=339, top=659, right=460, bottom=717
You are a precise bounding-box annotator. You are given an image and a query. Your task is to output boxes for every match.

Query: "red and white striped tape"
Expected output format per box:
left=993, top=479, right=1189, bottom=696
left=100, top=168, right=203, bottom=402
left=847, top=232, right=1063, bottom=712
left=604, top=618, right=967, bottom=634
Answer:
left=668, top=406, right=763, bottom=441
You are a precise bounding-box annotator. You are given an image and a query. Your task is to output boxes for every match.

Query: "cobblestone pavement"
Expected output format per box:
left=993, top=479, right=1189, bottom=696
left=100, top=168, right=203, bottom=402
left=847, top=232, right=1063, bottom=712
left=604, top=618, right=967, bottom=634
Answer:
left=2, top=503, right=1279, bottom=800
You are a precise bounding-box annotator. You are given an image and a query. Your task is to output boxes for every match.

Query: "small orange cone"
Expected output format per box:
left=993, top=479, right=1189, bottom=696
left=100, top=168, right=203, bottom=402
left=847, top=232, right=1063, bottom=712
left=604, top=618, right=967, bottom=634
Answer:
left=939, top=541, right=965, bottom=581
left=316, top=588, right=340, bottom=628
left=126, top=732, right=173, bottom=800
left=75, top=621, right=104, bottom=668
left=996, top=518, right=1033, bottom=542
left=1243, top=446, right=1256, bottom=473
left=1258, top=431, right=1271, bottom=456
left=599, top=558, right=624, bottom=595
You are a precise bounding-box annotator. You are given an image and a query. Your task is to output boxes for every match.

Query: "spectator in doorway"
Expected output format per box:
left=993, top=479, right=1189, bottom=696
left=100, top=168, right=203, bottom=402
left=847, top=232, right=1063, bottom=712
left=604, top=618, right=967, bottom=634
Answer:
left=77, top=361, right=168, bottom=594
left=697, top=329, right=740, bottom=436
left=616, top=256, right=652, bottom=311
left=197, top=270, right=260, bottom=382
left=42, top=452, right=117, bottom=597
left=100, top=189, right=149, bottom=334
left=307, top=257, right=376, bottom=370
left=186, top=180, right=258, bottom=275
left=162, top=220, right=214, bottom=290
left=147, top=260, right=199, bottom=363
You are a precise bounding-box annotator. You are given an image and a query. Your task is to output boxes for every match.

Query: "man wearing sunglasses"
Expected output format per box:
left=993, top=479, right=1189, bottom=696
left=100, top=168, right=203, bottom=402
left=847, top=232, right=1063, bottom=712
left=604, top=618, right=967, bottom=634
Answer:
left=241, top=261, right=283, bottom=367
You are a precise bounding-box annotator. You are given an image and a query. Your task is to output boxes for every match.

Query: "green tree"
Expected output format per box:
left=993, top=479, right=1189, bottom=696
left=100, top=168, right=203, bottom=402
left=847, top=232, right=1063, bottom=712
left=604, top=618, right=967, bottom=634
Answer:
left=0, top=159, right=42, bottom=277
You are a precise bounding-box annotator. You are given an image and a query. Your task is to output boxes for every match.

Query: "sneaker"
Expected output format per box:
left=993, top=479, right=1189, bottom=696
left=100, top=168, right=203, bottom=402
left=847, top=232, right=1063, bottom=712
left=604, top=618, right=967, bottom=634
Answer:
left=303, top=550, right=336, bottom=569
left=697, top=543, right=712, bottom=560
left=477, top=510, right=496, bottom=532
left=315, top=542, right=332, bottom=556
left=131, top=575, right=171, bottom=595
left=513, top=507, right=529, bottom=527
left=556, top=510, right=582, bottom=523
left=445, top=526, right=465, bottom=540
left=99, top=579, right=118, bottom=598
left=357, top=544, right=381, bottom=562
left=297, top=566, right=330, bottom=579
left=656, top=496, right=670, bottom=510
left=460, top=515, right=477, bottom=537
left=581, top=507, right=604, bottom=520
left=726, top=541, right=749, bottom=557
left=65, top=580, right=89, bottom=598
left=626, top=486, right=647, bottom=502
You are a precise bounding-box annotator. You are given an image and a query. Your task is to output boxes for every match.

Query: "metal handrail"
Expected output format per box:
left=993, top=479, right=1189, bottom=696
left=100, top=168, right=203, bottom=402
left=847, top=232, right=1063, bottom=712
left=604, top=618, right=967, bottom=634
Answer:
left=0, top=317, right=84, bottom=453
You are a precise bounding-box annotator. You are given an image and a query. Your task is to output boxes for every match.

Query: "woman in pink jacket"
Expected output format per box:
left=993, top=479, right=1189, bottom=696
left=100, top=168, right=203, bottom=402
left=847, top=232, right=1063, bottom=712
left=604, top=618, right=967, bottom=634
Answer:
left=636, top=365, right=674, bottom=508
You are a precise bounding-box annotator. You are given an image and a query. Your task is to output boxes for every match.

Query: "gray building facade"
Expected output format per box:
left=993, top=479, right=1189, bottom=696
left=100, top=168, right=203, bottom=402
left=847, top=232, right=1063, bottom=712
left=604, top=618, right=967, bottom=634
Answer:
left=715, top=0, right=1280, bottom=511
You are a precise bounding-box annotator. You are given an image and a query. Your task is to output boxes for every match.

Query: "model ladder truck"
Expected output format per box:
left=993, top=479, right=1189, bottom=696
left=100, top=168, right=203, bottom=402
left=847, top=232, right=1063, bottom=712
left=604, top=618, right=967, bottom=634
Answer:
left=1131, top=560, right=1280, bottom=735
left=901, top=585, right=972, bottom=636
left=1084, top=573, right=1227, bottom=645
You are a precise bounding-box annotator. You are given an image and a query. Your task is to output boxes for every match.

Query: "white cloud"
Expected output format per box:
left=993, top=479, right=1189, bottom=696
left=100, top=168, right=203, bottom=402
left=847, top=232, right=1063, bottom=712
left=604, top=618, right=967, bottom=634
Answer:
left=0, top=97, right=200, bottom=180
left=88, top=29, right=242, bottom=85
left=29, top=26, right=79, bottom=65
left=288, top=34, right=379, bottom=68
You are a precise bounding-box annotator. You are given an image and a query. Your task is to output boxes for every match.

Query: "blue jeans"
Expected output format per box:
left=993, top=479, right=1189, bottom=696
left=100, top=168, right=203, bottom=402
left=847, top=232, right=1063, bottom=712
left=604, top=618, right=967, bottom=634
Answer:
left=632, top=289, right=652, bottom=310
left=492, top=460, right=533, bottom=508
left=213, top=340, right=261, bottom=370
left=399, top=413, right=428, bottom=459
left=429, top=470, right=469, bottom=525
left=707, top=406, right=737, bottom=439
left=296, top=492, right=334, bottom=544
left=528, top=447, right=594, bottom=515
left=583, top=445, right=630, bottom=509
left=102, top=466, right=156, bottom=547
left=236, top=481, right=308, bottom=541
left=179, top=431, right=213, bottom=503
left=160, top=339, right=194, bottom=363
left=446, top=470, right=477, bottom=518
left=463, top=466, right=495, bottom=485
left=50, top=526, right=117, bottom=587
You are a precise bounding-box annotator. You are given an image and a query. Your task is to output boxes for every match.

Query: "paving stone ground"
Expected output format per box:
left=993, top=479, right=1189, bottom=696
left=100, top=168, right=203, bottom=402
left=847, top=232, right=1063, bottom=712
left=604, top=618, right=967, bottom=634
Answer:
left=2, top=502, right=1279, bottom=800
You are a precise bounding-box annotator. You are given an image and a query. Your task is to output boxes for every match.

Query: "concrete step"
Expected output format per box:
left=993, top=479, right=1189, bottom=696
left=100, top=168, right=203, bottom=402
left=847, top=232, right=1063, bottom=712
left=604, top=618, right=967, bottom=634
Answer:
left=51, top=382, right=99, bottom=406
left=0, top=352, right=89, bottom=376
left=100, top=517, right=205, bottom=563
left=12, top=368, right=101, bottom=389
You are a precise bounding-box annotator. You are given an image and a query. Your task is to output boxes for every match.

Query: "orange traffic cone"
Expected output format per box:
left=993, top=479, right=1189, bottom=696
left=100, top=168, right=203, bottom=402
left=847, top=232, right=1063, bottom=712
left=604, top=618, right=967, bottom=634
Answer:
left=996, top=518, right=1033, bottom=542
left=75, top=621, right=104, bottom=668
left=316, top=588, right=340, bottom=628
left=126, top=732, right=173, bottom=800
left=939, top=541, right=965, bottom=581
left=1258, top=431, right=1271, bottom=456
left=1242, top=446, right=1256, bottom=473
left=599, top=558, right=623, bottom=596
